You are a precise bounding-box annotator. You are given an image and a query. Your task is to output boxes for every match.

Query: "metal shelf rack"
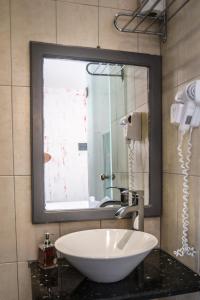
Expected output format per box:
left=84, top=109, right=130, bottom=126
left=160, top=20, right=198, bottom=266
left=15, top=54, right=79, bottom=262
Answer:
left=86, top=62, right=125, bottom=80
left=113, top=0, right=191, bottom=42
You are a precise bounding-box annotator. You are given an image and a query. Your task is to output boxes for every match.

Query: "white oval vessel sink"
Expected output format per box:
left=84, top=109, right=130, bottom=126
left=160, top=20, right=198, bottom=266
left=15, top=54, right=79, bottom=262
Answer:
left=55, top=229, right=158, bottom=283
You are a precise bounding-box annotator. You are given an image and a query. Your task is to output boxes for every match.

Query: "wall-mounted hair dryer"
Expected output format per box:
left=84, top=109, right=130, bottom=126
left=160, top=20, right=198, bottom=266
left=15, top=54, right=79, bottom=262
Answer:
left=120, top=112, right=142, bottom=143
left=170, top=80, right=200, bottom=258
left=170, top=80, right=200, bottom=134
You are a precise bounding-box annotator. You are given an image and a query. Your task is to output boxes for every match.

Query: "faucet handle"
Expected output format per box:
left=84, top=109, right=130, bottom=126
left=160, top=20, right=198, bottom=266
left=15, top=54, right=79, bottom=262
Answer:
left=121, top=190, right=143, bottom=206
left=106, top=187, right=129, bottom=206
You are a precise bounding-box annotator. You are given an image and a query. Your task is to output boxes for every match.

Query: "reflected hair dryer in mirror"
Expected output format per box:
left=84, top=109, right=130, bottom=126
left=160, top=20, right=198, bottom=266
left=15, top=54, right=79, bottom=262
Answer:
left=120, top=112, right=142, bottom=143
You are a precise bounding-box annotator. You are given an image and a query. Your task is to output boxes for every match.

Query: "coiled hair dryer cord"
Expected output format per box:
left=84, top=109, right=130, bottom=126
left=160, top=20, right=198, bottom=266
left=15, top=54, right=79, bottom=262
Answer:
left=174, top=129, right=196, bottom=257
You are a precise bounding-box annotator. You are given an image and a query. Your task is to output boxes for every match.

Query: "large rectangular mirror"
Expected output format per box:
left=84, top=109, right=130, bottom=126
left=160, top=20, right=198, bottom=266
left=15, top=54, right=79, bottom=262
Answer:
left=31, top=42, right=161, bottom=223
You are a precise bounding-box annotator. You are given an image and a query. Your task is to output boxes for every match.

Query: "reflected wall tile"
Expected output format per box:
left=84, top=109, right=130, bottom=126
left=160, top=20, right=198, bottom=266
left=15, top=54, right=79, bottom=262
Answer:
left=124, top=66, right=136, bottom=113
left=0, top=263, right=18, bottom=300
left=144, top=217, right=160, bottom=247
left=101, top=218, right=132, bottom=229
left=0, top=0, right=11, bottom=85
left=111, top=120, right=128, bottom=173
left=15, top=176, right=60, bottom=261
left=132, top=172, right=149, bottom=207
left=99, top=7, right=138, bottom=51
left=111, top=121, right=118, bottom=173
left=133, top=172, right=144, bottom=192
left=0, top=86, right=13, bottom=175
left=0, top=177, right=16, bottom=263
left=135, top=104, right=149, bottom=173
left=115, top=172, right=129, bottom=188
left=143, top=172, right=149, bottom=206
left=11, top=0, right=56, bottom=86
left=135, top=70, right=148, bottom=109
left=133, top=141, right=149, bottom=173
left=112, top=172, right=129, bottom=200
left=117, top=122, right=128, bottom=173
left=18, top=262, right=32, bottom=300
left=60, top=220, right=100, bottom=236
left=13, top=87, right=30, bottom=175
left=57, top=2, right=98, bottom=47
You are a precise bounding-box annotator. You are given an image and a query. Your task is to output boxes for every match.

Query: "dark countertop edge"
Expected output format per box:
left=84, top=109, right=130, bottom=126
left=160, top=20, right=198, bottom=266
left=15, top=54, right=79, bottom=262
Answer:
left=28, top=249, right=200, bottom=300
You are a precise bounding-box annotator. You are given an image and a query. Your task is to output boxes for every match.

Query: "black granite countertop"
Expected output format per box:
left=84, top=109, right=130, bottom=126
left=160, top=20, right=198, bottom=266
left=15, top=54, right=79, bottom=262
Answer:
left=29, top=249, right=200, bottom=300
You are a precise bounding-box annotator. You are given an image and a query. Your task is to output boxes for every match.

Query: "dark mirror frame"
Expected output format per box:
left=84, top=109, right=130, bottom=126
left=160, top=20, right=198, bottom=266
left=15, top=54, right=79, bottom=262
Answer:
left=30, top=41, right=162, bottom=224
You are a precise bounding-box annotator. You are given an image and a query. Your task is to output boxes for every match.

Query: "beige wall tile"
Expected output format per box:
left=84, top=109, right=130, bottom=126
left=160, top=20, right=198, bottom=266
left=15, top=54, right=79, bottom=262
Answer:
left=0, top=177, right=16, bottom=263
left=144, top=217, right=160, bottom=247
left=60, top=220, right=100, bottom=236
left=0, top=86, right=13, bottom=175
left=161, top=173, right=178, bottom=256
left=162, top=45, right=178, bottom=91
left=99, top=7, right=138, bottom=51
left=162, top=115, right=179, bottom=174
left=99, top=0, right=137, bottom=10
left=101, top=218, right=132, bottom=229
left=177, top=29, right=200, bottom=85
left=57, top=2, right=98, bottom=47
left=18, top=262, right=32, bottom=300
left=15, top=176, right=60, bottom=261
left=12, top=87, right=30, bottom=175
left=162, top=87, right=177, bottom=122
left=190, top=123, right=200, bottom=176
left=11, top=0, right=56, bottom=86
left=0, top=263, right=18, bottom=300
left=59, top=0, right=98, bottom=5
left=0, top=0, right=11, bottom=85
left=138, top=34, right=160, bottom=56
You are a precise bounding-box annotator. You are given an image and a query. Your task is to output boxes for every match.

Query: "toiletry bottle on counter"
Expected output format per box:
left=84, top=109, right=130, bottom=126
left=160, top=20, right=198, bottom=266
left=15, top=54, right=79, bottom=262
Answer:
left=38, top=233, right=57, bottom=269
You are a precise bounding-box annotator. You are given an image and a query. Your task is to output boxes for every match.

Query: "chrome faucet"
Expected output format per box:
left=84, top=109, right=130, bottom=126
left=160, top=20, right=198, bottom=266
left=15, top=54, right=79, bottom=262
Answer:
left=115, top=190, right=144, bottom=231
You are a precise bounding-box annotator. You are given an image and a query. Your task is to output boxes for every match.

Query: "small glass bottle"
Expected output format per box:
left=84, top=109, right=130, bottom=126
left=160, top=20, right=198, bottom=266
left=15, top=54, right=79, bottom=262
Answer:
left=38, top=233, right=57, bottom=269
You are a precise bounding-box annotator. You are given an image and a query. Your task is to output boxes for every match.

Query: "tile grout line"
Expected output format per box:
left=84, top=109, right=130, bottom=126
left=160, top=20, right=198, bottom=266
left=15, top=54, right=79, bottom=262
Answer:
left=55, top=0, right=58, bottom=44
left=97, top=0, right=100, bottom=47
left=56, top=0, right=135, bottom=12
left=163, top=171, right=200, bottom=178
left=9, top=1, right=20, bottom=299
left=0, top=84, right=30, bottom=88
left=0, top=174, right=31, bottom=177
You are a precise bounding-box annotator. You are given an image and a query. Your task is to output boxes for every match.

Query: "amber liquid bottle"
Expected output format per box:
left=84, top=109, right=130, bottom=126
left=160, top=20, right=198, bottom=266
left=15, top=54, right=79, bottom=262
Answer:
left=38, top=233, right=57, bottom=269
